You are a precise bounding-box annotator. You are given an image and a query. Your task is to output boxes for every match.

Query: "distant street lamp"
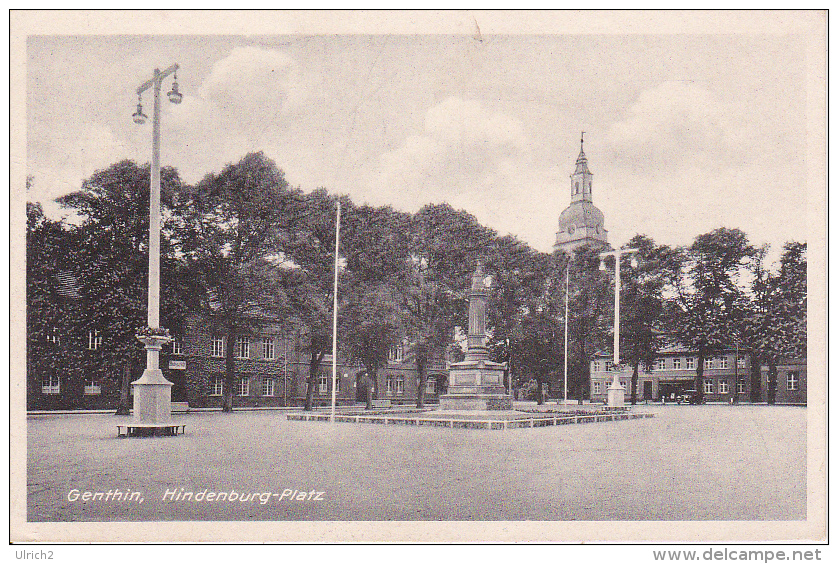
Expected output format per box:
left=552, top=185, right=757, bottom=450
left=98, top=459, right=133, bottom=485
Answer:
left=130, top=64, right=182, bottom=433
left=599, top=246, right=639, bottom=408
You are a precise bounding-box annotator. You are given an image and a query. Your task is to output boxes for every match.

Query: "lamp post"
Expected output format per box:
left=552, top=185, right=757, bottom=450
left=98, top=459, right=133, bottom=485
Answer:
left=599, top=246, right=639, bottom=408
left=131, top=64, right=182, bottom=431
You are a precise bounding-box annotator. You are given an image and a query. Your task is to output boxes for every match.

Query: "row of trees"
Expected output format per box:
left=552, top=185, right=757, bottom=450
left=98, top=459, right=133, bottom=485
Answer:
left=27, top=152, right=806, bottom=411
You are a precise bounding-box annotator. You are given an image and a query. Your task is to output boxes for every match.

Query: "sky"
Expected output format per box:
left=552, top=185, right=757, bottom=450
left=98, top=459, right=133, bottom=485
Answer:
left=26, top=31, right=810, bottom=260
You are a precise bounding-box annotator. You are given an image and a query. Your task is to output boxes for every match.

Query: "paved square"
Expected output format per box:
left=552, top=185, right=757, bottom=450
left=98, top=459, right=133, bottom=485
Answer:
left=27, top=405, right=805, bottom=521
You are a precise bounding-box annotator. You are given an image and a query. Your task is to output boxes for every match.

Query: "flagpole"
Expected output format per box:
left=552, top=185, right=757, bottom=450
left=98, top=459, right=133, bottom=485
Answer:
left=331, top=200, right=341, bottom=424
left=563, top=261, right=569, bottom=407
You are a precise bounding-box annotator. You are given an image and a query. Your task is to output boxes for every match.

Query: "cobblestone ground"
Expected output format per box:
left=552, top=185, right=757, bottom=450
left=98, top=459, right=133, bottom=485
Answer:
left=26, top=404, right=805, bottom=522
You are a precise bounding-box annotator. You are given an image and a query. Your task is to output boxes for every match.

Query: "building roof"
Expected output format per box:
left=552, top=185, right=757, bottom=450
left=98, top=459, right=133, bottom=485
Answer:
left=55, top=271, right=81, bottom=300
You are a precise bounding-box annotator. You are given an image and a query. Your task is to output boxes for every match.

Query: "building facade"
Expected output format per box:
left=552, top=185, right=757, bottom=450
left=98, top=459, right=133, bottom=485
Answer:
left=28, top=309, right=448, bottom=410
left=589, top=347, right=807, bottom=405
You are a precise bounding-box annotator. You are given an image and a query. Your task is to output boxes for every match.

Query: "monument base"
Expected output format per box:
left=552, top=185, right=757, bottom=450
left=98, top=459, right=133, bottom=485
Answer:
left=438, top=393, right=513, bottom=411
left=607, top=383, right=626, bottom=408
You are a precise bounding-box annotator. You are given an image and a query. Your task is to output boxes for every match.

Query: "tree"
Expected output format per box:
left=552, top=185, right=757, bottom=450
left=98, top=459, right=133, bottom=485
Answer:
left=175, top=152, right=296, bottom=412
left=618, top=235, right=679, bottom=404
left=743, top=242, right=806, bottom=404
left=339, top=204, right=410, bottom=409
left=670, top=228, right=756, bottom=403
left=26, top=202, right=78, bottom=408
left=55, top=160, right=188, bottom=414
left=564, top=245, right=611, bottom=404
left=485, top=235, right=554, bottom=398
left=404, top=204, right=494, bottom=408
left=283, top=189, right=352, bottom=411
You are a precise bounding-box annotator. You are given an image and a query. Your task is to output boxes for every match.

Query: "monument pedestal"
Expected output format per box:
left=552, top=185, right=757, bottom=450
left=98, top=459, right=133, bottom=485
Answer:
left=607, top=380, right=625, bottom=408
left=439, top=358, right=512, bottom=411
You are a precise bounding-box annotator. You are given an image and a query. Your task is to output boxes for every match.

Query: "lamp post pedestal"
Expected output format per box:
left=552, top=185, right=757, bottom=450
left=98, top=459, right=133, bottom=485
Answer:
left=607, top=372, right=625, bottom=408
left=132, top=335, right=174, bottom=426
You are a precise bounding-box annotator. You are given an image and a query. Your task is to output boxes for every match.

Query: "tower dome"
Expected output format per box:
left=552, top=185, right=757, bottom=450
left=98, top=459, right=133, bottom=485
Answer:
left=554, top=133, right=609, bottom=254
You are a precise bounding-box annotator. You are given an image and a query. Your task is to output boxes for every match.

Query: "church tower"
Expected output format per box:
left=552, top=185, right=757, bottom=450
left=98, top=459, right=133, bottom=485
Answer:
left=554, top=134, right=609, bottom=254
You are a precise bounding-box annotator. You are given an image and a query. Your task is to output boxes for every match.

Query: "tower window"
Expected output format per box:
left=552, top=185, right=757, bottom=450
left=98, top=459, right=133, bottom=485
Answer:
left=575, top=181, right=580, bottom=194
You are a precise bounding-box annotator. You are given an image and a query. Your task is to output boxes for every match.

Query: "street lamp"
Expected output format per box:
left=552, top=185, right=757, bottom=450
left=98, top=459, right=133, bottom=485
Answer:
left=130, top=63, right=182, bottom=434
left=599, top=246, right=639, bottom=408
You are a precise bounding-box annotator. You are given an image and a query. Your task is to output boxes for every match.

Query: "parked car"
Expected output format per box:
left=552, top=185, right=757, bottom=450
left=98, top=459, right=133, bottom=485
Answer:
left=675, top=389, right=705, bottom=405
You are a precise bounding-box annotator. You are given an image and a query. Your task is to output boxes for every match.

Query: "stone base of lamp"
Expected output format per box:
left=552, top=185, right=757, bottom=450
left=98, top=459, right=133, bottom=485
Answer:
left=607, top=381, right=626, bottom=408
left=132, top=369, right=174, bottom=425
left=438, top=358, right=512, bottom=411
left=132, top=334, right=174, bottom=427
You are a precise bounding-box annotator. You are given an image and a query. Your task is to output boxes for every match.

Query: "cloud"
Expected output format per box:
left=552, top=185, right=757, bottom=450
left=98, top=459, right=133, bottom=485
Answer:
left=198, top=46, right=305, bottom=131
left=28, top=124, right=131, bottom=206
left=371, top=97, right=529, bottom=203
left=605, top=82, right=735, bottom=168
left=362, top=97, right=563, bottom=251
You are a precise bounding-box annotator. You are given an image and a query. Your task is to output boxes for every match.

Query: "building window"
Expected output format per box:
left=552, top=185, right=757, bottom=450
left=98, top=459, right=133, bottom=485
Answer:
left=238, top=377, right=249, bottom=397
left=718, top=380, right=729, bottom=394
left=211, top=337, right=225, bottom=358
left=41, top=374, right=60, bottom=394
left=426, top=377, right=436, bottom=394
left=605, top=361, right=615, bottom=372
left=262, top=378, right=275, bottom=397
left=389, top=343, right=405, bottom=362
left=672, top=357, right=682, bottom=370
left=718, top=357, right=729, bottom=369
left=210, top=376, right=223, bottom=396
left=261, top=337, right=275, bottom=360
left=386, top=376, right=394, bottom=395
left=656, top=358, right=666, bottom=371
left=46, top=327, right=59, bottom=344
left=593, top=361, right=602, bottom=373
left=236, top=336, right=250, bottom=359
left=593, top=381, right=602, bottom=394
left=171, top=340, right=182, bottom=356
left=737, top=357, right=747, bottom=369
left=686, top=357, right=695, bottom=370
left=318, top=374, right=328, bottom=394
left=620, top=379, right=627, bottom=389
left=88, top=330, right=102, bottom=350
left=335, top=375, right=342, bottom=393
left=704, top=357, right=714, bottom=370
left=737, top=379, right=746, bottom=394
left=703, top=378, right=714, bottom=394
left=84, top=375, right=101, bottom=395
left=395, top=375, right=405, bottom=394
left=787, top=371, right=799, bottom=391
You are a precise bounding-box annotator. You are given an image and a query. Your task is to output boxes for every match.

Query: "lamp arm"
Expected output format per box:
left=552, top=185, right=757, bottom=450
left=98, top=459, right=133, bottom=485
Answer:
left=136, top=63, right=179, bottom=95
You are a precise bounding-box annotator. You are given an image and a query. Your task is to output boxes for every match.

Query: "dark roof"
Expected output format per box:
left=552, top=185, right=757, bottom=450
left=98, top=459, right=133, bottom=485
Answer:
left=56, top=271, right=81, bottom=300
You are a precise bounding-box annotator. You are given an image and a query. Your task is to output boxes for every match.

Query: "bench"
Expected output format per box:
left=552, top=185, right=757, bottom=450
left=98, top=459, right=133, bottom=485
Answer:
left=117, top=423, right=186, bottom=438
left=370, top=399, right=392, bottom=408
left=171, top=402, right=190, bottom=413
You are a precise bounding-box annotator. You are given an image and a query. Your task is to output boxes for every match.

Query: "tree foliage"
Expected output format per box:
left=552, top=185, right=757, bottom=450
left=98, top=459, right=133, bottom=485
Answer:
left=175, top=152, right=296, bottom=412
left=669, top=228, right=756, bottom=402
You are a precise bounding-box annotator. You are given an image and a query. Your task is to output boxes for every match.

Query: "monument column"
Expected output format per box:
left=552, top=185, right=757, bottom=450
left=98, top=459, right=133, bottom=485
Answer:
left=439, top=261, right=512, bottom=411
left=466, top=262, right=489, bottom=361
